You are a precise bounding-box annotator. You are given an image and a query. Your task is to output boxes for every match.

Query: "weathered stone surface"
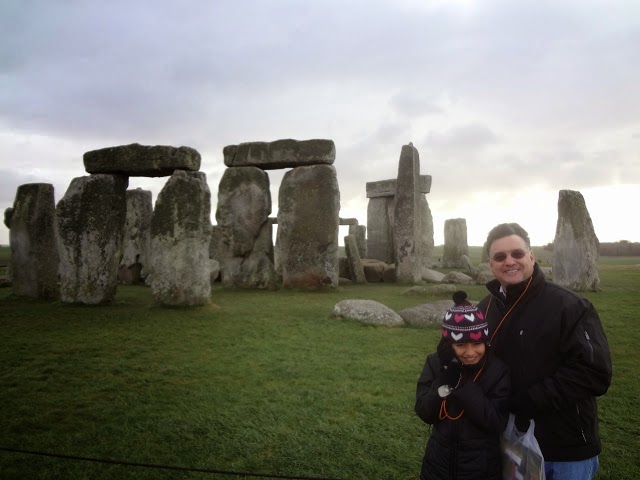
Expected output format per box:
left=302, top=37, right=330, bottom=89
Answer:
left=461, top=254, right=478, bottom=278
left=56, top=175, right=128, bottom=304
left=333, top=299, right=404, bottom=327
left=399, top=298, right=479, bottom=327
left=339, top=217, right=359, bottom=225
left=402, top=284, right=457, bottom=296
left=382, top=264, right=396, bottom=283
left=84, top=143, right=201, bottom=177
left=417, top=194, right=435, bottom=267
left=9, top=183, right=60, bottom=299
left=215, top=166, right=277, bottom=289
left=224, top=139, right=335, bottom=169
left=3, top=207, right=13, bottom=228
left=440, top=271, right=475, bottom=285
left=349, top=224, right=367, bottom=259
left=209, top=225, right=224, bottom=261
left=367, top=196, right=394, bottom=263
left=365, top=175, right=432, bottom=198
left=150, top=170, right=211, bottom=305
left=421, top=268, right=446, bottom=283
left=209, top=259, right=221, bottom=283
left=344, top=234, right=366, bottom=284
left=476, top=269, right=496, bottom=285
left=338, top=256, right=351, bottom=279
left=553, top=190, right=600, bottom=291
left=393, top=144, right=422, bottom=283
left=442, top=218, right=469, bottom=268
left=277, top=165, right=340, bottom=289
left=120, top=188, right=152, bottom=281
left=398, top=300, right=454, bottom=327
left=362, top=258, right=387, bottom=282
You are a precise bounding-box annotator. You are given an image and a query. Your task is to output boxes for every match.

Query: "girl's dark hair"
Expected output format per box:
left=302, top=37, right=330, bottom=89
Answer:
left=485, top=223, right=531, bottom=256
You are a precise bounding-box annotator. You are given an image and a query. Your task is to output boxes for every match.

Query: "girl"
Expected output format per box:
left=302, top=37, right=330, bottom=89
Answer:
left=415, top=291, right=510, bottom=479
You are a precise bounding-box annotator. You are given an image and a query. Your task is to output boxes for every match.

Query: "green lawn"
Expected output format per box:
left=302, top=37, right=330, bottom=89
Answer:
left=0, top=263, right=638, bottom=479
left=0, top=247, right=640, bottom=480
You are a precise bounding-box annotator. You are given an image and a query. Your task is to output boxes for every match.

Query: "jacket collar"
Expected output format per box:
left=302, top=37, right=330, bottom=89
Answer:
left=486, top=262, right=543, bottom=304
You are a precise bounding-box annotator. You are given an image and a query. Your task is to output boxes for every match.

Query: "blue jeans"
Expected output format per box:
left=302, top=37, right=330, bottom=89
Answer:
left=545, top=456, right=599, bottom=480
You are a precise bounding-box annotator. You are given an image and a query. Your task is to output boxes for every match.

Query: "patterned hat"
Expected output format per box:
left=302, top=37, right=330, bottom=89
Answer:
left=441, top=291, right=489, bottom=344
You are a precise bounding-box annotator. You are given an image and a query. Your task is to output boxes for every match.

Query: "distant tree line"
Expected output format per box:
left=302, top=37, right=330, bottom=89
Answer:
left=543, top=240, right=640, bottom=256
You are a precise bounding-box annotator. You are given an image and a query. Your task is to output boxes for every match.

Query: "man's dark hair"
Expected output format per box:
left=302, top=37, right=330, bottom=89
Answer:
left=485, top=223, right=531, bottom=256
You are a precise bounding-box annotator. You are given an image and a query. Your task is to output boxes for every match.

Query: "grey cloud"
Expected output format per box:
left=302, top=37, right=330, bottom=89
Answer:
left=390, top=92, right=443, bottom=118
left=424, top=123, right=499, bottom=152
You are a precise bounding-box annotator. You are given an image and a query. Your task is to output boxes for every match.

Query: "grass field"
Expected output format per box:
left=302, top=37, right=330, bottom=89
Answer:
left=1, top=254, right=639, bottom=479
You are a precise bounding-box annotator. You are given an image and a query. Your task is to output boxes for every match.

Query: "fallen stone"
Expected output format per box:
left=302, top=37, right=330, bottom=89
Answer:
left=402, top=284, right=458, bottom=296
left=398, top=300, right=454, bottom=327
left=440, top=271, right=475, bottom=285
left=333, top=299, right=404, bottom=327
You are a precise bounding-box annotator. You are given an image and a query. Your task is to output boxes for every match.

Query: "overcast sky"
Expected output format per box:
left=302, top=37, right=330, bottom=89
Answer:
left=2, top=0, right=639, bottom=246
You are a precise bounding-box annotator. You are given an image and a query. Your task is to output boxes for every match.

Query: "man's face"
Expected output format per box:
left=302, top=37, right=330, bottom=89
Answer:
left=488, top=234, right=536, bottom=288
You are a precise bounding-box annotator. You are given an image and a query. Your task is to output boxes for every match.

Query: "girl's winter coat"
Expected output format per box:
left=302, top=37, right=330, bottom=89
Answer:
left=415, top=351, right=510, bottom=480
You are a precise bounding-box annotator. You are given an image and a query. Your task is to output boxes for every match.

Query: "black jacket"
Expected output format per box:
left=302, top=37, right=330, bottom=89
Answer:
left=415, top=350, right=510, bottom=480
left=477, top=263, right=612, bottom=462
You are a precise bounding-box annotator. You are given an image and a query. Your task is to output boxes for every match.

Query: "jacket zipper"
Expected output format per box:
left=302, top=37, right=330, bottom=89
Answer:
left=584, top=331, right=594, bottom=363
left=576, top=404, right=587, bottom=443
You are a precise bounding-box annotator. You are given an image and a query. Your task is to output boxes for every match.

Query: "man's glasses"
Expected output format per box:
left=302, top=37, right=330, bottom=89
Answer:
left=490, top=249, right=529, bottom=262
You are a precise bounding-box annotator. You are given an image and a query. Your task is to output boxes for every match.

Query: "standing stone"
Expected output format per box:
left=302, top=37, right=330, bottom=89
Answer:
left=366, top=196, right=395, bottom=263
left=393, top=144, right=422, bottom=283
left=349, top=224, right=368, bottom=259
left=3, top=207, right=13, bottom=228
left=277, top=164, right=340, bottom=288
left=417, top=194, right=435, bottom=267
left=442, top=218, right=469, bottom=268
left=9, top=183, right=59, bottom=299
left=344, top=234, right=367, bottom=284
left=215, top=166, right=277, bottom=289
left=553, top=190, right=600, bottom=291
left=56, top=175, right=128, bottom=304
left=365, top=175, right=432, bottom=265
left=120, top=188, right=152, bottom=283
left=150, top=170, right=211, bottom=305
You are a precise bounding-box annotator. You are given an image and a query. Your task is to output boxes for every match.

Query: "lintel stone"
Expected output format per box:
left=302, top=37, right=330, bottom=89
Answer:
left=84, top=143, right=201, bottom=177
left=223, top=139, right=335, bottom=170
left=366, top=175, right=432, bottom=198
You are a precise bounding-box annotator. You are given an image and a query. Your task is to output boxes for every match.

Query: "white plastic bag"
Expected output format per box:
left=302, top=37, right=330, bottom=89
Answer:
left=501, top=413, right=546, bottom=480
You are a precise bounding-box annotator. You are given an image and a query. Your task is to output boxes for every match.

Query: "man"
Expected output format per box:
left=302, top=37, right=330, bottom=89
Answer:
left=478, top=223, right=612, bottom=480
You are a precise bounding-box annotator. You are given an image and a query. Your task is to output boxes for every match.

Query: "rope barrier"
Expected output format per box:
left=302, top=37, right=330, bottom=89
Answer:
left=0, top=446, right=345, bottom=480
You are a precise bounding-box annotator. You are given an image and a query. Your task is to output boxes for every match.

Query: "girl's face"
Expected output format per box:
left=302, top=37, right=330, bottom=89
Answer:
left=451, top=342, right=486, bottom=365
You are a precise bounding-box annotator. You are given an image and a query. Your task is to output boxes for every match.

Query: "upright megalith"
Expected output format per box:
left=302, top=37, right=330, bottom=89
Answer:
left=418, top=194, right=435, bottom=267
left=215, top=166, right=277, bottom=289
left=349, top=224, right=367, bottom=259
left=277, top=164, right=340, bottom=288
left=224, top=139, right=335, bottom=169
left=344, top=234, right=366, bottom=284
left=553, top=190, right=600, bottom=291
left=366, top=173, right=433, bottom=265
left=442, top=218, right=469, bottom=268
left=56, top=175, right=128, bottom=304
left=3, top=207, right=13, bottom=228
left=366, top=196, right=395, bottom=263
left=83, top=143, right=201, bottom=177
left=150, top=170, right=212, bottom=305
left=119, top=188, right=152, bottom=284
left=393, top=143, right=422, bottom=283
left=9, top=183, right=59, bottom=299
